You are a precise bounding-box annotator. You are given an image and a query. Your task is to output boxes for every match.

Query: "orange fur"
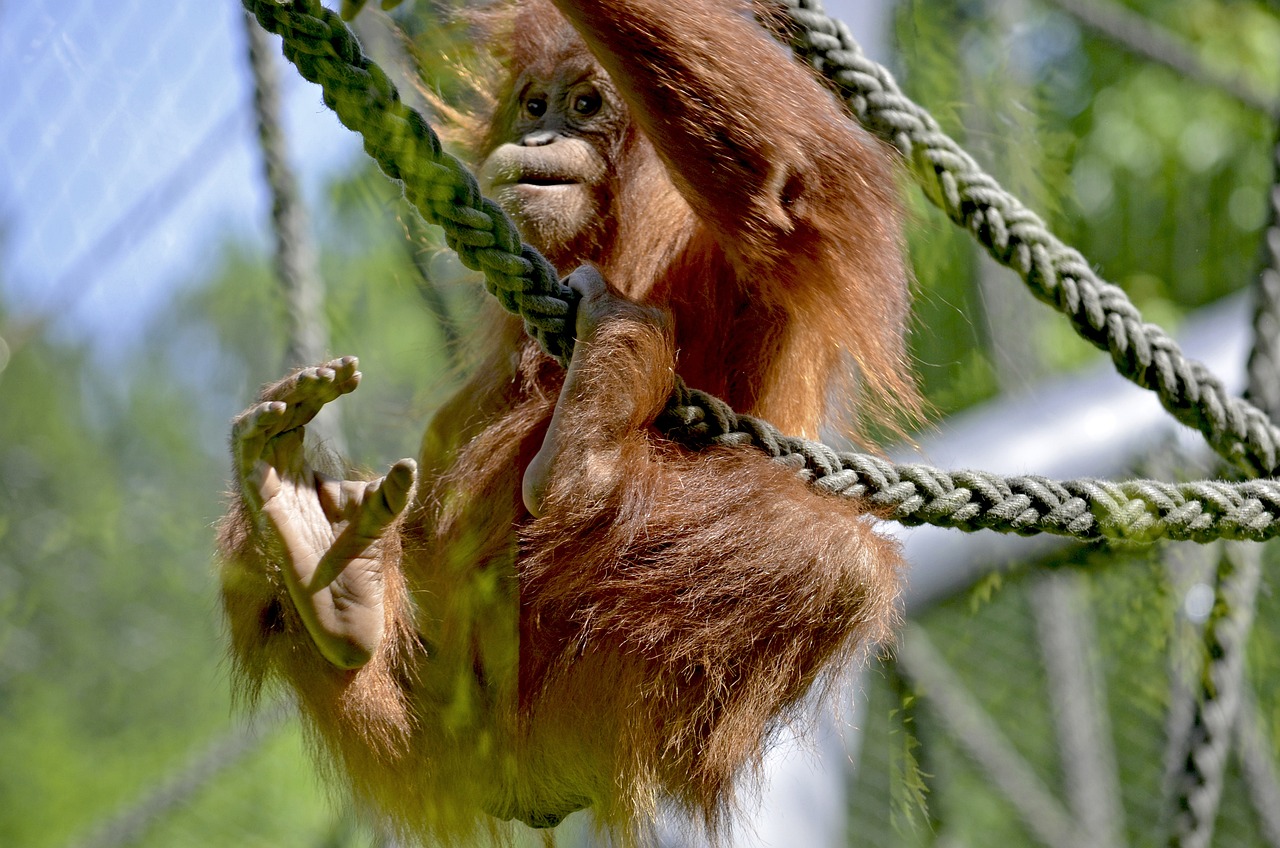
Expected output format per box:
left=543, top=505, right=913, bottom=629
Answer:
left=218, top=0, right=915, bottom=843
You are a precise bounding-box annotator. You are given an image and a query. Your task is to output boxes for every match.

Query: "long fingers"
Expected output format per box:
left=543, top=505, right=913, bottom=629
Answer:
left=365, top=458, right=418, bottom=529
left=261, top=356, right=361, bottom=435
left=312, top=458, right=418, bottom=590
left=231, top=358, right=360, bottom=504
left=232, top=401, right=290, bottom=510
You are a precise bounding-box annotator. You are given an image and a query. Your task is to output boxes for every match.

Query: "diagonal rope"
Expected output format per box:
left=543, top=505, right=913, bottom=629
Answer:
left=242, top=0, right=576, bottom=363
left=242, top=0, right=1280, bottom=544
left=774, top=0, right=1280, bottom=481
left=68, top=706, right=290, bottom=848
left=898, top=627, right=1081, bottom=848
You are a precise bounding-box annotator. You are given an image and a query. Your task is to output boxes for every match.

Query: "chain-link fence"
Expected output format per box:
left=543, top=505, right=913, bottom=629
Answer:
left=4, top=1, right=1280, bottom=846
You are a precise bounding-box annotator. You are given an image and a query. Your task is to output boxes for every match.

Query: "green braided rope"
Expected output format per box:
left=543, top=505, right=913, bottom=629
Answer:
left=660, top=382, right=1280, bottom=543
left=776, top=0, right=1280, bottom=481
left=245, top=0, right=1280, bottom=544
left=243, top=0, right=577, bottom=363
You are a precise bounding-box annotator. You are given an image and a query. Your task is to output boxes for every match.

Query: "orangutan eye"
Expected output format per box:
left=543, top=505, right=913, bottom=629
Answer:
left=525, top=97, right=548, bottom=118
left=571, top=89, right=601, bottom=117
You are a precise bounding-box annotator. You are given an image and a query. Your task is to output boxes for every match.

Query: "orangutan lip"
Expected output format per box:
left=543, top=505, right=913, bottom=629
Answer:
left=516, top=176, right=578, bottom=187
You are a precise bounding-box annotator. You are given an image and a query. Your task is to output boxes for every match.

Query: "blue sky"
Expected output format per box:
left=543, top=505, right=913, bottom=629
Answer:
left=0, top=0, right=361, bottom=355
left=0, top=0, right=886, bottom=357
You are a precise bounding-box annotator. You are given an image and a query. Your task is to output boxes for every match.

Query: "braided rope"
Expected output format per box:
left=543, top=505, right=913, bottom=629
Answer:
left=1170, top=125, right=1280, bottom=847
left=246, top=0, right=1280, bottom=544
left=1168, top=543, right=1263, bottom=847
left=660, top=382, right=1280, bottom=543
left=775, top=0, right=1280, bottom=481
left=243, top=0, right=576, bottom=363
left=245, top=11, right=348, bottom=457
left=1246, top=132, right=1280, bottom=423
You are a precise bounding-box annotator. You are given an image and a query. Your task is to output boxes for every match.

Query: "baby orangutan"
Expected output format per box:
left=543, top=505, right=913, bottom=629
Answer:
left=219, top=0, right=916, bottom=842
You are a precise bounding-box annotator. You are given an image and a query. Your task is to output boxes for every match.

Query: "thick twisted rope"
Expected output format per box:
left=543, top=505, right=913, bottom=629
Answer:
left=1168, top=543, right=1262, bottom=847
left=243, top=0, right=576, bottom=363
left=1169, top=125, right=1280, bottom=847
left=775, top=0, right=1280, bottom=481
left=660, top=382, right=1280, bottom=543
left=245, top=0, right=1280, bottom=544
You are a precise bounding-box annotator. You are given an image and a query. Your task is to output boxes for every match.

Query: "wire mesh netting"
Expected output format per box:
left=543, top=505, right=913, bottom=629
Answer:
left=3, top=1, right=1280, bottom=847
left=0, top=3, right=442, bottom=846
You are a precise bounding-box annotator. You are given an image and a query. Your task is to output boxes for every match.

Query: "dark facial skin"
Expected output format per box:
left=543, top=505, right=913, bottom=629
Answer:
left=479, top=67, right=626, bottom=262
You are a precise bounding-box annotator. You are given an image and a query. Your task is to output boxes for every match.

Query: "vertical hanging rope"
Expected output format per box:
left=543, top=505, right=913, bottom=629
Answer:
left=244, top=11, right=346, bottom=454
left=1168, top=542, right=1264, bottom=847
left=1246, top=129, right=1280, bottom=420
left=1168, top=124, right=1280, bottom=848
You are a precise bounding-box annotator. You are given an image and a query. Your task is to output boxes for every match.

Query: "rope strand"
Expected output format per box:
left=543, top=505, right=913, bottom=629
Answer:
left=243, top=0, right=577, bottom=363
left=1167, top=121, right=1280, bottom=848
left=775, top=0, right=1280, bottom=481
left=661, top=382, right=1280, bottom=543
left=243, top=0, right=1280, bottom=544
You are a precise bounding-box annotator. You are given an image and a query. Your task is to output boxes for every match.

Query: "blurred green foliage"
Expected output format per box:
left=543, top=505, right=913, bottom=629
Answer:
left=900, top=0, right=1278, bottom=413
left=2, top=0, right=1279, bottom=845
left=0, top=153, right=476, bottom=844
left=858, top=1, right=1280, bottom=845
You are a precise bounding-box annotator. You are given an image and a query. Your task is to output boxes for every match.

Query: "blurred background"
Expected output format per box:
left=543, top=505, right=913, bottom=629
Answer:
left=1, top=0, right=1278, bottom=845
